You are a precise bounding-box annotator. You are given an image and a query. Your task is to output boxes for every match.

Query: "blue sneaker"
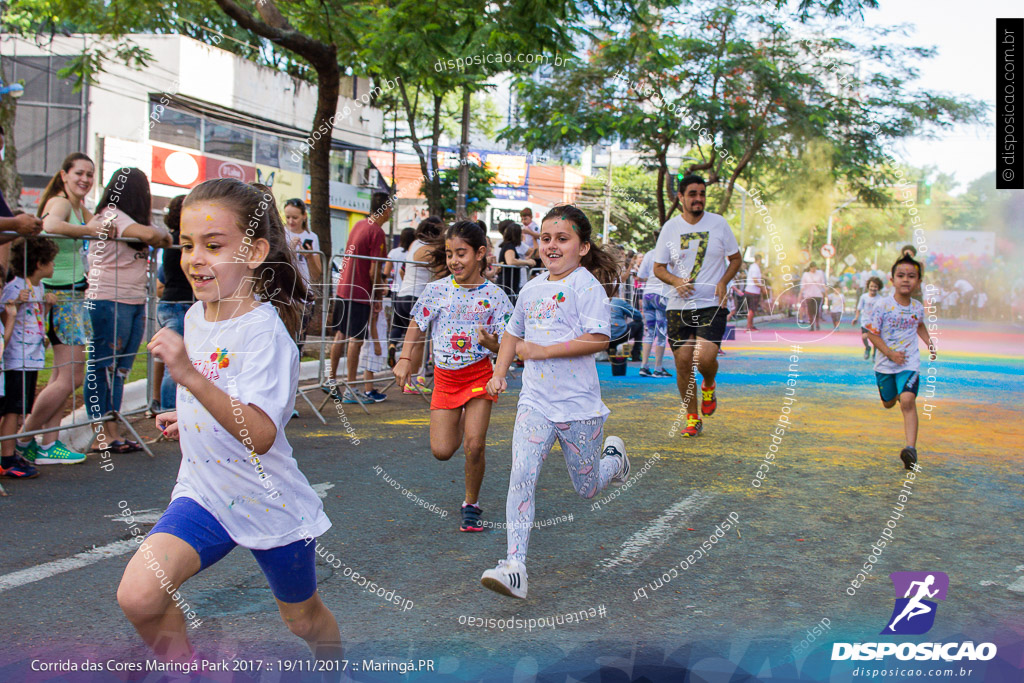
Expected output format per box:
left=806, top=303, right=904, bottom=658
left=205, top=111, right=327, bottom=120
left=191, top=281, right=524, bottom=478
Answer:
left=364, top=389, right=387, bottom=403
left=2, top=455, right=39, bottom=479
left=460, top=503, right=484, bottom=532
left=341, top=389, right=360, bottom=404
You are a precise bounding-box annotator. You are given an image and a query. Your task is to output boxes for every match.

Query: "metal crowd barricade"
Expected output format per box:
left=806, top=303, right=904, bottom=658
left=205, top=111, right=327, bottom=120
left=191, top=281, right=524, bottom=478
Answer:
left=315, top=251, right=406, bottom=416
left=290, top=247, right=329, bottom=424
left=319, top=249, right=538, bottom=413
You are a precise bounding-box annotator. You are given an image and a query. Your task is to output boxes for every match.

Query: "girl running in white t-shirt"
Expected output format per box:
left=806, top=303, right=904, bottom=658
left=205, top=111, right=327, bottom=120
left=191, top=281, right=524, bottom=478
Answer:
left=481, top=205, right=631, bottom=599
left=118, top=179, right=339, bottom=665
left=394, top=221, right=513, bottom=532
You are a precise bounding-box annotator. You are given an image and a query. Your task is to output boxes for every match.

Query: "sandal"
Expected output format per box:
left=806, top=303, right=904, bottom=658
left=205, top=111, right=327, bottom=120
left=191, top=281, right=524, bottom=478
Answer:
left=104, top=440, right=140, bottom=454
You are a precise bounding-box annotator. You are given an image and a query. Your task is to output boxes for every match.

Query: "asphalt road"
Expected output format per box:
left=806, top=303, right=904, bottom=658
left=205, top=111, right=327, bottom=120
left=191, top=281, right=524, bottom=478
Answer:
left=1, top=322, right=1021, bottom=683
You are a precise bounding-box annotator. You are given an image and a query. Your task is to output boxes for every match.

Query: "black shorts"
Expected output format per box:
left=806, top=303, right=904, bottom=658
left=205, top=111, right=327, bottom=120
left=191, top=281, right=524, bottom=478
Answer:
left=744, top=293, right=761, bottom=311
left=667, top=307, right=729, bottom=348
left=4, top=370, right=39, bottom=416
left=328, top=299, right=371, bottom=340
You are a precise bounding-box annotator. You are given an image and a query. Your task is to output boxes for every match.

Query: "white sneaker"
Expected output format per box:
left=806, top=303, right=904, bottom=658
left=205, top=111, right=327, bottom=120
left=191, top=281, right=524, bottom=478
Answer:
left=481, top=559, right=528, bottom=599
left=604, top=436, right=630, bottom=485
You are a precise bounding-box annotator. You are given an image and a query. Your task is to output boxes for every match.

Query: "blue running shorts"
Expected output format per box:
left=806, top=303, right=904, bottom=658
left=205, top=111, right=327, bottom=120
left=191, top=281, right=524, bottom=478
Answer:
left=875, top=370, right=920, bottom=404
left=148, top=497, right=318, bottom=603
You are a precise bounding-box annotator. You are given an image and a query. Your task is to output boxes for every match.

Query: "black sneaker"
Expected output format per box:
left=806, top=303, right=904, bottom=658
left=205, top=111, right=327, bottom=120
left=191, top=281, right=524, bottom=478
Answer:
left=899, top=447, right=917, bottom=470
left=638, top=367, right=654, bottom=377
left=460, top=503, right=484, bottom=532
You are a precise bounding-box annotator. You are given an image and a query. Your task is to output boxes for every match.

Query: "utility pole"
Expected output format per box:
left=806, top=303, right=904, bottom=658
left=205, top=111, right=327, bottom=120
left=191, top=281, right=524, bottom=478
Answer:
left=825, top=197, right=855, bottom=282
left=389, top=107, right=397, bottom=241
left=456, top=87, right=471, bottom=220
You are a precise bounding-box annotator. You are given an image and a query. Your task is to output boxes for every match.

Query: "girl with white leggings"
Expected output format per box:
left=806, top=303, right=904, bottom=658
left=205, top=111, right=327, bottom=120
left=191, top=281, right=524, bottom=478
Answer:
left=481, top=205, right=631, bottom=599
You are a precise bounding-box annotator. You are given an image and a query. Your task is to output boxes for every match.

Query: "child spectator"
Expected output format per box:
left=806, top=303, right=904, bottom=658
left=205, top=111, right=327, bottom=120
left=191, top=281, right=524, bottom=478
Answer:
left=827, top=286, right=844, bottom=328
left=2, top=237, right=85, bottom=477
left=0, top=300, right=16, bottom=475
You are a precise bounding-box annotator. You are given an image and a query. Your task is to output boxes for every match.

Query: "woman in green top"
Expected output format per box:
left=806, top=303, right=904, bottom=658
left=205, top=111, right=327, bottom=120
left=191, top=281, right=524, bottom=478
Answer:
left=20, top=152, right=99, bottom=463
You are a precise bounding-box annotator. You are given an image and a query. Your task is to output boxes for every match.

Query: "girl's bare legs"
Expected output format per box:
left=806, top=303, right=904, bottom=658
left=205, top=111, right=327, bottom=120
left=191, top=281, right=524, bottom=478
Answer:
left=116, top=533, right=201, bottom=663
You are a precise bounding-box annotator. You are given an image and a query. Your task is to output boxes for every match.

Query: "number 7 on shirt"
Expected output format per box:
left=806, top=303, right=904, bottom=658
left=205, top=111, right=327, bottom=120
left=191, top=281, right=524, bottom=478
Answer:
left=679, top=231, right=711, bottom=281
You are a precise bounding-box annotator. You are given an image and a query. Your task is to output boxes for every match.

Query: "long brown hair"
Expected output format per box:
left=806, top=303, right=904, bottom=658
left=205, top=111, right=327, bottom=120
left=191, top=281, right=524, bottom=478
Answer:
left=423, top=221, right=489, bottom=277
left=184, top=178, right=308, bottom=337
left=541, top=205, right=620, bottom=297
left=37, top=152, right=94, bottom=217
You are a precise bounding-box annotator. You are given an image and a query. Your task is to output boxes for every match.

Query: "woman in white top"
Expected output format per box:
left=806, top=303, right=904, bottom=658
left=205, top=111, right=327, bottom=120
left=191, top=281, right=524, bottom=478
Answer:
left=282, top=198, right=320, bottom=352
left=383, top=227, right=415, bottom=367
left=799, top=262, right=827, bottom=331
left=389, top=218, right=442, bottom=389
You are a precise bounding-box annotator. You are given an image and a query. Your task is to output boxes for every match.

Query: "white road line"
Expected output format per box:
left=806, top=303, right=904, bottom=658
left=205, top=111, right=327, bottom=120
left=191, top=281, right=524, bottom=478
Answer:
left=0, top=539, right=139, bottom=594
left=597, top=491, right=714, bottom=573
left=1, top=484, right=335, bottom=595
left=105, top=509, right=163, bottom=524
left=312, top=482, right=335, bottom=499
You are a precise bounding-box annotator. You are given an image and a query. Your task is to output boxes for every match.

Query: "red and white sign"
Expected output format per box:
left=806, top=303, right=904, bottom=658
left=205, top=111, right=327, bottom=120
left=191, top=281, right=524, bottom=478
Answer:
left=152, top=146, right=205, bottom=189
left=820, top=244, right=836, bottom=259
left=208, top=159, right=256, bottom=183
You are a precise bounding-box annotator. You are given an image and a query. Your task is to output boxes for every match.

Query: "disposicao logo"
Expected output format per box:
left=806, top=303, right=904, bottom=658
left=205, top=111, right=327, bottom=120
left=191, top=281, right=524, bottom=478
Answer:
left=832, top=571, right=997, bottom=662
left=882, top=571, right=948, bottom=635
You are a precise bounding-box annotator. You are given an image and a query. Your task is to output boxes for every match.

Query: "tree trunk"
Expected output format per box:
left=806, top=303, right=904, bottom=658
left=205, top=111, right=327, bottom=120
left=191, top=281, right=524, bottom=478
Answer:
left=399, top=85, right=443, bottom=217
left=209, top=0, right=341, bottom=257
left=309, top=63, right=339, bottom=259
left=455, top=87, right=471, bottom=219
left=0, top=53, right=22, bottom=209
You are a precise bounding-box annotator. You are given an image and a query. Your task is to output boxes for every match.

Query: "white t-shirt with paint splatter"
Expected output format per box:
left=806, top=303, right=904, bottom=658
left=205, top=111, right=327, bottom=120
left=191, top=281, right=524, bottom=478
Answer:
left=172, top=301, right=331, bottom=549
left=506, top=266, right=610, bottom=422
left=865, top=295, right=925, bottom=374
left=414, top=276, right=513, bottom=371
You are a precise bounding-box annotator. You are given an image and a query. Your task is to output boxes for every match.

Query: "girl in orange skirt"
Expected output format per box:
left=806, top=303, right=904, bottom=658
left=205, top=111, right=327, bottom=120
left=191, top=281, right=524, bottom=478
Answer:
left=394, top=221, right=513, bottom=531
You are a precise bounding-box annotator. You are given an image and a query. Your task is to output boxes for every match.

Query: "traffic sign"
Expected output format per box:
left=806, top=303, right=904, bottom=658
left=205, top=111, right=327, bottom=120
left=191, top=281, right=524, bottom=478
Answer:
left=820, top=244, right=836, bottom=259
left=844, top=254, right=857, bottom=266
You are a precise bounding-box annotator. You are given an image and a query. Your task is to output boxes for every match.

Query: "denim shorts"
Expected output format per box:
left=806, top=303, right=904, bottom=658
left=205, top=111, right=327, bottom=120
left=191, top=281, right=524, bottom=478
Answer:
left=156, top=301, right=191, bottom=335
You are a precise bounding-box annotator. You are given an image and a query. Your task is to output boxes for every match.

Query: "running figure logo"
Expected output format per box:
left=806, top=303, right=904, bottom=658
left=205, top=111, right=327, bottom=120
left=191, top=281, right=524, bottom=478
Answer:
left=881, top=571, right=949, bottom=635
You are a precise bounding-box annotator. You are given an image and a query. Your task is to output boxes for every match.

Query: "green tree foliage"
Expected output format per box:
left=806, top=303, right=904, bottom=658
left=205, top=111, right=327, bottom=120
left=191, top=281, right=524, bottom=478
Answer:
left=502, top=0, right=985, bottom=224
left=577, top=165, right=660, bottom=249
left=360, top=0, right=605, bottom=216
left=433, top=162, right=496, bottom=218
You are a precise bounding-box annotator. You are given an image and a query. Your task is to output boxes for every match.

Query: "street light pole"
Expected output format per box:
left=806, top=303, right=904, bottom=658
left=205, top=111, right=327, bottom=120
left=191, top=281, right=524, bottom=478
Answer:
left=826, top=197, right=855, bottom=282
